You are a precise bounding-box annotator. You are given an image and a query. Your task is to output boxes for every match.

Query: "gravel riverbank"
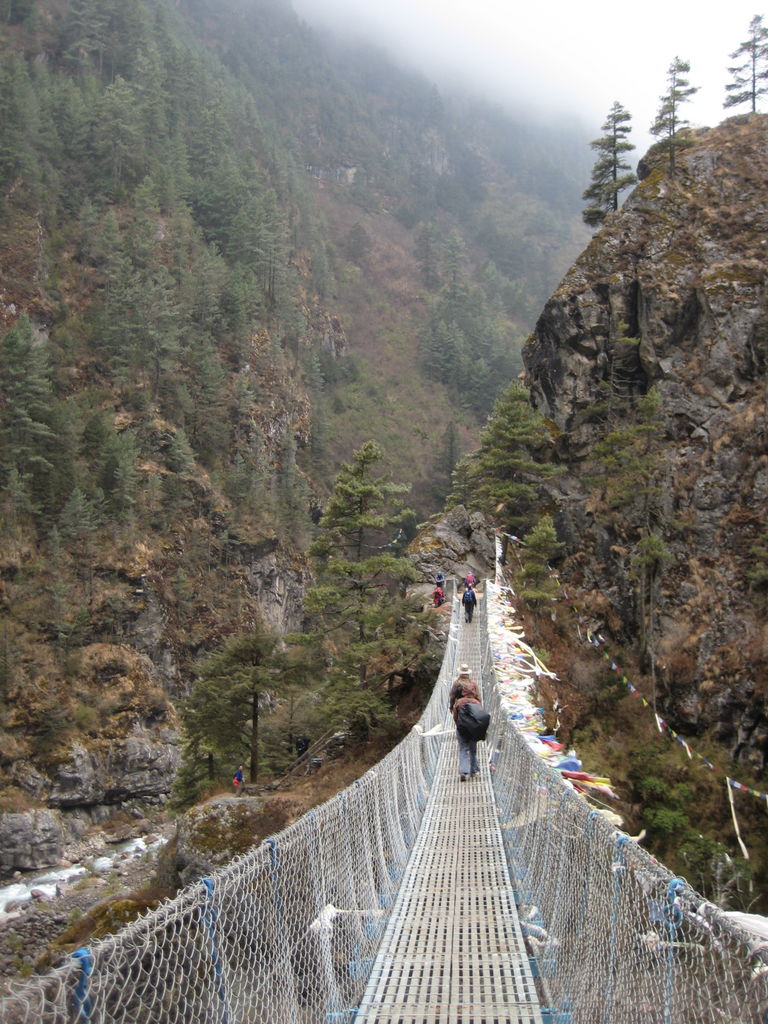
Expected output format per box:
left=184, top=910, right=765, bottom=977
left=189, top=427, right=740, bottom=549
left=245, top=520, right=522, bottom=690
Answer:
left=0, top=814, right=176, bottom=991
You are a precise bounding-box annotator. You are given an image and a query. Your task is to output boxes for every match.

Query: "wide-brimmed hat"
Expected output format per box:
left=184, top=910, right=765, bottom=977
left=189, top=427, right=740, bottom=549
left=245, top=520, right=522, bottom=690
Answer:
left=459, top=663, right=470, bottom=675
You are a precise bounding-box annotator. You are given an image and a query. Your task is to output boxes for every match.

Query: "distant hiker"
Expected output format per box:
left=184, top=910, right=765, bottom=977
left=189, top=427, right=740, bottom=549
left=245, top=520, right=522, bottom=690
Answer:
left=435, top=571, right=445, bottom=589
left=233, top=764, right=244, bottom=793
left=296, top=736, right=310, bottom=758
left=433, top=584, right=445, bottom=607
left=448, top=664, right=481, bottom=781
left=464, top=571, right=475, bottom=589
left=462, top=585, right=477, bottom=623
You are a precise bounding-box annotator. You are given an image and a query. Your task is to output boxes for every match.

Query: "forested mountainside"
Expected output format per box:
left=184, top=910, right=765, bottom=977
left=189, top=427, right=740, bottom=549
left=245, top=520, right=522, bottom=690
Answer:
left=520, top=116, right=768, bottom=898
left=0, top=0, right=589, bottom=866
left=1, top=0, right=590, bottom=509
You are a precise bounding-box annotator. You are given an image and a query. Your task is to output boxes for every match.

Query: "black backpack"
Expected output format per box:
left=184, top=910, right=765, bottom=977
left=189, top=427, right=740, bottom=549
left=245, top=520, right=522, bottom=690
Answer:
left=457, top=701, right=490, bottom=741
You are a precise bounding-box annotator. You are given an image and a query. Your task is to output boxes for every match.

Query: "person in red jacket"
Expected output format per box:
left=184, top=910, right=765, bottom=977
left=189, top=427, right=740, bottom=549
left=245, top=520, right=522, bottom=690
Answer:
left=448, top=663, right=481, bottom=781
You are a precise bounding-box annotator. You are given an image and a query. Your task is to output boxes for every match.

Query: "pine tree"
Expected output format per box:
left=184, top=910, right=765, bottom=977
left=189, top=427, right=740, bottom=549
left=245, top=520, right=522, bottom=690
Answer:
left=589, top=387, right=669, bottom=680
left=306, top=441, right=419, bottom=736
left=650, top=57, right=698, bottom=174
left=345, top=222, right=372, bottom=265
left=58, top=485, right=100, bottom=605
left=0, top=315, right=55, bottom=507
left=175, top=631, right=323, bottom=804
left=0, top=52, right=38, bottom=193
left=455, top=381, right=560, bottom=534
left=132, top=40, right=168, bottom=150
left=62, top=0, right=110, bottom=75
left=516, top=515, right=564, bottom=608
left=58, top=485, right=99, bottom=544
left=442, top=231, right=466, bottom=299
left=303, top=351, right=331, bottom=480
left=724, top=15, right=768, bottom=113
left=135, top=263, right=181, bottom=397
left=98, top=429, right=138, bottom=520
left=76, top=198, right=100, bottom=263
left=582, top=102, right=637, bottom=227
left=630, top=531, right=673, bottom=699
left=164, top=427, right=195, bottom=475
left=590, top=388, right=665, bottom=523
left=93, top=75, right=143, bottom=195
left=185, top=342, right=228, bottom=467
left=177, top=631, right=279, bottom=797
left=446, top=455, right=474, bottom=509
left=582, top=320, right=644, bottom=427
left=1, top=0, right=33, bottom=25
left=433, top=421, right=459, bottom=502
left=0, top=467, right=34, bottom=540
left=414, top=222, right=440, bottom=289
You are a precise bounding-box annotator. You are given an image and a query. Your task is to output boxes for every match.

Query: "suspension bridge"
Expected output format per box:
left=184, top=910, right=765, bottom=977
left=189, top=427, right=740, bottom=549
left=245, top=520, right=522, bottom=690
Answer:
left=1, top=582, right=766, bottom=1023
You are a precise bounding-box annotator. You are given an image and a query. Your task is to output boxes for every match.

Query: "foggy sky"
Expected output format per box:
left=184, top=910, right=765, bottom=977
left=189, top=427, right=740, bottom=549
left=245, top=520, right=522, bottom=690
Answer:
left=292, top=0, right=765, bottom=156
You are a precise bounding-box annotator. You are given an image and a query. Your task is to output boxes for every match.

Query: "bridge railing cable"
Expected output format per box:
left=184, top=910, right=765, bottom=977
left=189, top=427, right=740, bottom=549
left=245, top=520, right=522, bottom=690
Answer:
left=0, top=597, right=460, bottom=1024
left=479, top=596, right=768, bottom=1024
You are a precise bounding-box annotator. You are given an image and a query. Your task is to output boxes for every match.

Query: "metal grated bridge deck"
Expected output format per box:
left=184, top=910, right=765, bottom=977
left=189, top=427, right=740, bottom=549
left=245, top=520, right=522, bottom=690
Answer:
left=354, top=620, right=543, bottom=1024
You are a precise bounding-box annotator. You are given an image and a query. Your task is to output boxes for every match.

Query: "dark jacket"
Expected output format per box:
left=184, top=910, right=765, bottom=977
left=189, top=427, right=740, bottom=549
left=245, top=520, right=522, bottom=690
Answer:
left=462, top=587, right=477, bottom=606
left=449, top=676, right=481, bottom=723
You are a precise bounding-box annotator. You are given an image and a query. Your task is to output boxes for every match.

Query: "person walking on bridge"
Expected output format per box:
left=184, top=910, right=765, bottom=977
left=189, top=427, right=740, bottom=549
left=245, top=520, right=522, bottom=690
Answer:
left=449, top=664, right=481, bottom=781
left=462, top=584, right=477, bottom=623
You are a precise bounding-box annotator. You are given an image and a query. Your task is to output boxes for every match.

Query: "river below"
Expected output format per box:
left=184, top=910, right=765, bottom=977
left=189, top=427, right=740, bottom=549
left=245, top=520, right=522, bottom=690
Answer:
left=0, top=833, right=168, bottom=918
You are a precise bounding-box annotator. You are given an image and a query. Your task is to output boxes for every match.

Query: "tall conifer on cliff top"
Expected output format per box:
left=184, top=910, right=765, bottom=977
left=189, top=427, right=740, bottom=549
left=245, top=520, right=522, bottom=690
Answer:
left=582, top=102, right=636, bottom=227
left=724, top=15, right=768, bottom=113
left=650, top=57, right=698, bottom=174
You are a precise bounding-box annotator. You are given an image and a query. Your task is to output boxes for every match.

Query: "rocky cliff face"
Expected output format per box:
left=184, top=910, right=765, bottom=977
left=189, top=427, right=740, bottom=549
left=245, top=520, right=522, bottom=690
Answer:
left=0, top=536, right=309, bottom=873
left=1, top=427, right=311, bottom=874
left=407, top=505, right=496, bottom=588
left=523, top=115, right=768, bottom=770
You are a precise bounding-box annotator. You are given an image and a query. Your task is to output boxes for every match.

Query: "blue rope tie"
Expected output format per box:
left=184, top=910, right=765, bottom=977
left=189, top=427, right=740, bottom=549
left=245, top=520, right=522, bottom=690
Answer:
left=203, top=877, right=230, bottom=1024
left=663, top=877, right=685, bottom=1024
left=72, top=947, right=93, bottom=1023
left=266, top=837, right=281, bottom=905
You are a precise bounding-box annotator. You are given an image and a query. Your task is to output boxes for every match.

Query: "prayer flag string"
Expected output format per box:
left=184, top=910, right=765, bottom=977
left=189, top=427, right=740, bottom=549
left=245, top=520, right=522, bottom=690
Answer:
left=586, top=632, right=768, bottom=809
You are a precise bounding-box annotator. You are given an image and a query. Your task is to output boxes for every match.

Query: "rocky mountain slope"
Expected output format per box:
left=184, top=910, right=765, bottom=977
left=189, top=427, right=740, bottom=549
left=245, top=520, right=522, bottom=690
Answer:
left=524, top=115, right=767, bottom=773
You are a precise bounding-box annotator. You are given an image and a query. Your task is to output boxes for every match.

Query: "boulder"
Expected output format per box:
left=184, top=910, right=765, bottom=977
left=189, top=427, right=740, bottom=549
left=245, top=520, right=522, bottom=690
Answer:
left=0, top=809, right=65, bottom=872
left=104, top=736, right=180, bottom=802
left=408, top=505, right=496, bottom=586
left=48, top=744, right=104, bottom=808
left=42, top=734, right=179, bottom=810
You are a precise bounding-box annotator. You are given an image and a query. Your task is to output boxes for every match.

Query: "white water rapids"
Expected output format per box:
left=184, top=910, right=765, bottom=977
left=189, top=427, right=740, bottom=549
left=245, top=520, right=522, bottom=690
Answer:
left=0, top=834, right=168, bottom=917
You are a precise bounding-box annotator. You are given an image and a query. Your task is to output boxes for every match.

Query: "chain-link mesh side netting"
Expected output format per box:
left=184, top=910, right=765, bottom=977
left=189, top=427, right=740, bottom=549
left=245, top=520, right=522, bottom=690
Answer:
left=480, top=600, right=768, bottom=1024
left=0, top=596, right=460, bottom=1024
